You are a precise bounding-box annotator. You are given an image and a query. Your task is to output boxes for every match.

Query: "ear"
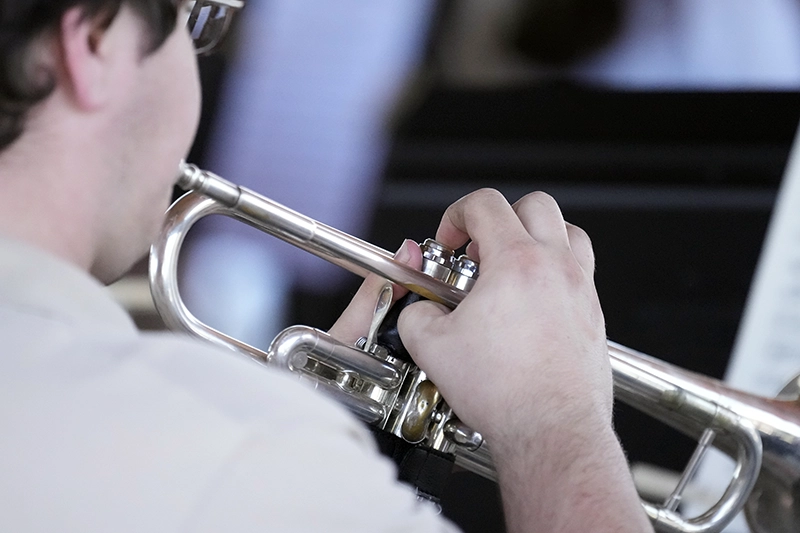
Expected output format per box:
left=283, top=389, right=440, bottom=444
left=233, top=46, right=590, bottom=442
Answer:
left=58, top=7, right=119, bottom=110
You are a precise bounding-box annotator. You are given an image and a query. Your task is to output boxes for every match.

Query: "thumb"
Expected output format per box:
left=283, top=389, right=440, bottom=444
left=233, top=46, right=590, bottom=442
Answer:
left=328, top=239, right=421, bottom=344
left=396, top=298, right=450, bottom=360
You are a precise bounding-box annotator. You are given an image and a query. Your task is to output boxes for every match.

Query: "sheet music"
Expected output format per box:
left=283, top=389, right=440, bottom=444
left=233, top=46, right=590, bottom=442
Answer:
left=687, top=125, right=800, bottom=531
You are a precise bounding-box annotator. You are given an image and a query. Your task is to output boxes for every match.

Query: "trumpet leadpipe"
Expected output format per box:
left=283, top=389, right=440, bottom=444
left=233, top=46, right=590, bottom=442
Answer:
left=176, top=163, right=467, bottom=308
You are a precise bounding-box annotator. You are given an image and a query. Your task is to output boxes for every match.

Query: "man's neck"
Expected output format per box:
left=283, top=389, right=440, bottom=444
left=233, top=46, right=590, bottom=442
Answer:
left=0, top=126, right=102, bottom=276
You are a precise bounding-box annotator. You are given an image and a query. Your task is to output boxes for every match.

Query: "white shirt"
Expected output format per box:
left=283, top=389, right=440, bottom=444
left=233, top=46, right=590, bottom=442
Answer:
left=0, top=237, right=457, bottom=532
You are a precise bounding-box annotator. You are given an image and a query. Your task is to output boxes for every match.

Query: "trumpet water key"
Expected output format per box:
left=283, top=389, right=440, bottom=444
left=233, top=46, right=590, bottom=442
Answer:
left=150, top=162, right=800, bottom=533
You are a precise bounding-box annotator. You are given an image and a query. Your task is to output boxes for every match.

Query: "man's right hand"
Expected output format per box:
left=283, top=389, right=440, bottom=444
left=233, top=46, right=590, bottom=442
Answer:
left=397, top=188, right=653, bottom=533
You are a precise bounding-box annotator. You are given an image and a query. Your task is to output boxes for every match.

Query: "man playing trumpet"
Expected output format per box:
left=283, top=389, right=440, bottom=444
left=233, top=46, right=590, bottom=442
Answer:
left=0, top=1, right=651, bottom=531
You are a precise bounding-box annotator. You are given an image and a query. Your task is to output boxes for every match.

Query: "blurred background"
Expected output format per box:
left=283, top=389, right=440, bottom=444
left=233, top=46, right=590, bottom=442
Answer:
left=116, top=1, right=800, bottom=531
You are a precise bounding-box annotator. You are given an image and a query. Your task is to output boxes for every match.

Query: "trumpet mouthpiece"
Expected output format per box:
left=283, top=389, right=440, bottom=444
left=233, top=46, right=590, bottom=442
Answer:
left=174, top=161, right=240, bottom=208
left=176, top=161, right=203, bottom=191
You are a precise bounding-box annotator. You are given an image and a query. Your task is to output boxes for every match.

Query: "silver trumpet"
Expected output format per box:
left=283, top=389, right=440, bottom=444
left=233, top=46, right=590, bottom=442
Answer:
left=150, top=162, right=800, bottom=533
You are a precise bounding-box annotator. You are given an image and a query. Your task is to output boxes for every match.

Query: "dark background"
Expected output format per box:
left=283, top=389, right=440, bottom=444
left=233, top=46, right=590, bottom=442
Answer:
left=189, top=49, right=800, bottom=533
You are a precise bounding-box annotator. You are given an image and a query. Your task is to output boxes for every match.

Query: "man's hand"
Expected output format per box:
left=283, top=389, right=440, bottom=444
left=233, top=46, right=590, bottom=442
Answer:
left=395, top=189, right=653, bottom=533
left=396, top=189, right=611, bottom=441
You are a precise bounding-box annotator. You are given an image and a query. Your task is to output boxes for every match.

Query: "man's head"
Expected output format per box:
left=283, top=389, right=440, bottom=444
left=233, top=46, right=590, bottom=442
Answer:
left=0, top=0, right=181, bottom=151
left=0, top=1, right=222, bottom=283
left=0, top=1, right=243, bottom=283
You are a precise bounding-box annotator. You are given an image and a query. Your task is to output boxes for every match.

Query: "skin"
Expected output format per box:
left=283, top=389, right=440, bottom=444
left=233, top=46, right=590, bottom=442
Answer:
left=0, top=4, right=653, bottom=532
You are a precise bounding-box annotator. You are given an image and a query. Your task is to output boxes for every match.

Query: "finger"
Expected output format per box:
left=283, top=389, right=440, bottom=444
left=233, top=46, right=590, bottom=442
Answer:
left=566, top=222, right=595, bottom=275
left=396, top=299, right=450, bottom=362
left=465, top=240, right=479, bottom=260
left=386, top=239, right=423, bottom=300
left=435, top=189, right=530, bottom=264
left=511, top=191, right=570, bottom=248
left=328, top=239, right=422, bottom=344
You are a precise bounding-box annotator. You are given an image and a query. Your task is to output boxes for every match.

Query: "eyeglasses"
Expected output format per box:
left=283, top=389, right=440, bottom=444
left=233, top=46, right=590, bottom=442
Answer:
left=184, top=0, right=244, bottom=56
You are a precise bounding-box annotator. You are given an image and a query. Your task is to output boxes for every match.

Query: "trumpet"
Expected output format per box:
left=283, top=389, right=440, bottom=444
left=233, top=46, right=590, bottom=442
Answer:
left=150, top=162, right=800, bottom=533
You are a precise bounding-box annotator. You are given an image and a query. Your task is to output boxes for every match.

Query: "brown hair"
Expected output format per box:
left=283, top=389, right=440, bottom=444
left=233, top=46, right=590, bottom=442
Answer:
left=0, top=0, right=180, bottom=150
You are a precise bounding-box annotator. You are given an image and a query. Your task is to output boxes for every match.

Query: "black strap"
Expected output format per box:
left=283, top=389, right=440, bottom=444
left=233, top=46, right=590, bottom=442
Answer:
left=375, top=292, right=423, bottom=363
left=371, top=428, right=455, bottom=503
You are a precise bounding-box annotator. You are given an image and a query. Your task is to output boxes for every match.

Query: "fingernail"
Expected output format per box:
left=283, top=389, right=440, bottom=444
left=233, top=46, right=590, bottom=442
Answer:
left=394, top=239, right=412, bottom=262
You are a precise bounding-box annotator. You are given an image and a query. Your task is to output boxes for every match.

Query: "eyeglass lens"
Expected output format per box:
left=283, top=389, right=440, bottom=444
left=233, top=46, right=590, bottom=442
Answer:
left=187, top=2, right=233, bottom=54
